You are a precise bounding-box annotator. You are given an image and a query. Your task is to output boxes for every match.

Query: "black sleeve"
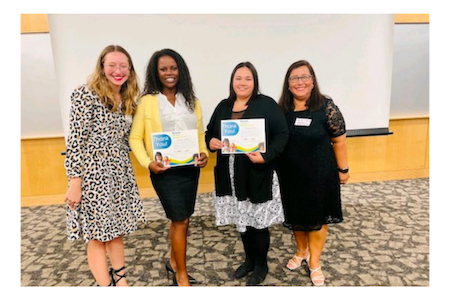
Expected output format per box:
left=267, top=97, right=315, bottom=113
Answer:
left=325, top=98, right=346, bottom=138
left=205, top=100, right=225, bottom=152
left=260, top=97, right=289, bottom=164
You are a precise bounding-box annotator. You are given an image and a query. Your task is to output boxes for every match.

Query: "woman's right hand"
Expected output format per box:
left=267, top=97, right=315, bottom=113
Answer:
left=209, top=137, right=223, bottom=151
left=148, top=161, right=169, bottom=174
left=65, top=178, right=82, bottom=210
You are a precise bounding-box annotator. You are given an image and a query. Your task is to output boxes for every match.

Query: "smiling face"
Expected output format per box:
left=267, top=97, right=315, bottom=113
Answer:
left=288, top=65, right=314, bottom=101
left=157, top=55, right=179, bottom=93
left=103, top=51, right=130, bottom=91
left=232, top=67, right=254, bottom=101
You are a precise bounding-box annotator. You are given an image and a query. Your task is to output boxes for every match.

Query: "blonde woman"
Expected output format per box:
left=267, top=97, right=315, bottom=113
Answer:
left=64, top=45, right=146, bottom=286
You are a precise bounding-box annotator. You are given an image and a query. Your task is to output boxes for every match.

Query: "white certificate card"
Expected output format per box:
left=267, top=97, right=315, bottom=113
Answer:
left=151, top=129, right=199, bottom=167
left=221, top=118, right=266, bottom=154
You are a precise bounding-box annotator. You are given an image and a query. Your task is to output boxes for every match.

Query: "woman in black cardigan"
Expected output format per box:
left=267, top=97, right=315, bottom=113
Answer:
left=205, top=62, right=288, bottom=285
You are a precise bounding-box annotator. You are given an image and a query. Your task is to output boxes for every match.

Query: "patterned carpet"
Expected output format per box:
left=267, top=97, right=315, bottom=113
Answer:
left=20, top=178, right=429, bottom=286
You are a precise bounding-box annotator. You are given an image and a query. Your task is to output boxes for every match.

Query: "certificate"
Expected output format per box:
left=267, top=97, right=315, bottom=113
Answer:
left=221, top=118, right=266, bottom=154
left=151, top=129, right=200, bottom=167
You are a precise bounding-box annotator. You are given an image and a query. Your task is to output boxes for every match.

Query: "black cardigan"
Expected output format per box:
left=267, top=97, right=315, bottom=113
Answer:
left=205, top=94, right=288, bottom=203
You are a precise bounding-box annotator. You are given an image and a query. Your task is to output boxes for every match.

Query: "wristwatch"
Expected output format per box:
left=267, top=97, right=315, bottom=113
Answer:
left=337, top=167, right=349, bottom=173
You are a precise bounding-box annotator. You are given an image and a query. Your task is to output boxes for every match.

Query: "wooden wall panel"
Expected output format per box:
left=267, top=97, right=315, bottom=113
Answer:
left=21, top=118, right=429, bottom=200
left=386, top=118, right=429, bottom=170
left=21, top=14, right=49, bottom=33
left=394, top=14, right=429, bottom=24
left=425, top=123, right=429, bottom=169
left=21, top=137, right=67, bottom=197
left=347, top=118, right=429, bottom=174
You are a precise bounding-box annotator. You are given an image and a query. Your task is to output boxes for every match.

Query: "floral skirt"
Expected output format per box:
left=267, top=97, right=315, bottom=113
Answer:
left=212, top=155, right=285, bottom=232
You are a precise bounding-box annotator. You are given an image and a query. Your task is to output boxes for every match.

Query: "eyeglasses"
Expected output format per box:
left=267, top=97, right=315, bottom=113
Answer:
left=104, top=64, right=130, bottom=71
left=288, top=75, right=314, bottom=83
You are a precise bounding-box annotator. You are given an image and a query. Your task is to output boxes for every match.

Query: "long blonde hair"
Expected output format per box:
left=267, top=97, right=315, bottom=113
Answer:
left=88, top=45, right=140, bottom=115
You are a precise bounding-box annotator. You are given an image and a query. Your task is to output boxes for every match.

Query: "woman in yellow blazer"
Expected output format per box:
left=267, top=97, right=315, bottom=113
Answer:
left=130, top=49, right=208, bottom=286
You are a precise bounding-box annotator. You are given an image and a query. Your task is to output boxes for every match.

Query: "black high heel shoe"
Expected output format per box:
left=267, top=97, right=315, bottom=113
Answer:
left=172, top=271, right=178, bottom=286
left=110, top=266, right=126, bottom=286
left=165, top=260, right=197, bottom=284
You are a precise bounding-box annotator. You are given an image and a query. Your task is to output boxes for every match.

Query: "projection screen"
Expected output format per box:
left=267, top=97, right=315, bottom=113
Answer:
left=48, top=14, right=394, bottom=139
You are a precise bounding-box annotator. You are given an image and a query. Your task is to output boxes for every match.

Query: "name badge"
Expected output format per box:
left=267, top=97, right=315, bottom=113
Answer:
left=294, top=118, right=312, bottom=127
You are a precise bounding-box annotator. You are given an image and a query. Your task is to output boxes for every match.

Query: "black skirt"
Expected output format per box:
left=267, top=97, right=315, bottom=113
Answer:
left=150, top=165, right=200, bottom=221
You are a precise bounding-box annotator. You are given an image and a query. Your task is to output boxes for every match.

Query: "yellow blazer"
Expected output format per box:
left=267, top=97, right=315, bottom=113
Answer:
left=129, top=94, right=209, bottom=169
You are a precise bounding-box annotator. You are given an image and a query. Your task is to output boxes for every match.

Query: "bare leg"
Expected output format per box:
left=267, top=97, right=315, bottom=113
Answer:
left=307, top=225, right=327, bottom=286
left=293, top=230, right=309, bottom=256
left=169, top=218, right=190, bottom=286
left=105, top=236, right=128, bottom=286
left=87, top=240, right=110, bottom=286
left=307, top=225, right=327, bottom=269
left=169, top=223, right=176, bottom=271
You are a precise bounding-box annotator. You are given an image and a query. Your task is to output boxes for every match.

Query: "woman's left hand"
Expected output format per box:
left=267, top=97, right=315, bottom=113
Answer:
left=65, top=178, right=82, bottom=210
left=196, top=152, right=208, bottom=168
left=339, top=172, right=350, bottom=184
left=246, top=152, right=265, bottom=164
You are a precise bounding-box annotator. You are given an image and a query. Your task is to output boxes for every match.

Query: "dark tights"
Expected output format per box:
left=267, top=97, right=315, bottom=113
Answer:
left=240, top=227, right=270, bottom=272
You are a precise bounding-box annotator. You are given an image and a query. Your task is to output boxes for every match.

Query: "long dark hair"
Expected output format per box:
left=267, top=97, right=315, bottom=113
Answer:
left=278, top=60, right=326, bottom=113
left=226, top=61, right=260, bottom=106
left=142, top=48, right=196, bottom=111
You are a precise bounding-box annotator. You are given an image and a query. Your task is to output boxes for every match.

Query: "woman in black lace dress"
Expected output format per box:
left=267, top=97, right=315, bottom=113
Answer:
left=278, top=60, right=349, bottom=286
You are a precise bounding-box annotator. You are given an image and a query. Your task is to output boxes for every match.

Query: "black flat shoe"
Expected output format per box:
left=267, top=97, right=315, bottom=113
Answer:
left=234, top=261, right=255, bottom=279
left=165, top=260, right=197, bottom=284
left=246, top=266, right=268, bottom=286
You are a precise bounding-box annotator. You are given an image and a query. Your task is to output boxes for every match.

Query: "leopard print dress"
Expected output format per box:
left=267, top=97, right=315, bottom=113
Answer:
left=65, top=84, right=146, bottom=243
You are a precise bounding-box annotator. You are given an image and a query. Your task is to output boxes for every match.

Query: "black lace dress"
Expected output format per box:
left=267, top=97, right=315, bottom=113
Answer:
left=278, top=98, right=345, bottom=231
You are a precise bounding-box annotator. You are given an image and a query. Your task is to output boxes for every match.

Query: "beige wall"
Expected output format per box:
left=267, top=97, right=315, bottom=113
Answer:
left=21, top=14, right=430, bottom=35
left=20, top=14, right=430, bottom=201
